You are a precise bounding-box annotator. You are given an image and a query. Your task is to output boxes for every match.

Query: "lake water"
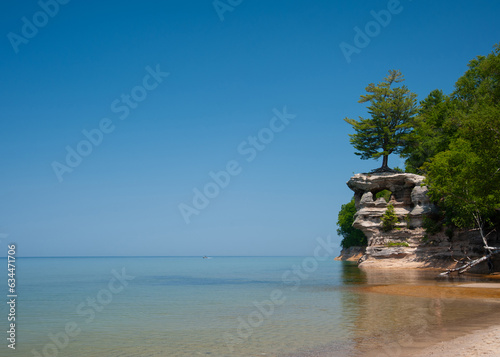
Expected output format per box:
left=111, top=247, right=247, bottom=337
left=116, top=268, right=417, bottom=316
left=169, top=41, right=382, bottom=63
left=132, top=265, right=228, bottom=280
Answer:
left=2, top=256, right=500, bottom=356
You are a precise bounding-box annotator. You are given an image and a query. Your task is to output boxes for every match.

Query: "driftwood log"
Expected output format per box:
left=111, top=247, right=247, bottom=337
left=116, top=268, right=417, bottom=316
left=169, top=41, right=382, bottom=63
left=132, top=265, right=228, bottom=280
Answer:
left=440, top=249, right=500, bottom=275
left=440, top=222, right=498, bottom=275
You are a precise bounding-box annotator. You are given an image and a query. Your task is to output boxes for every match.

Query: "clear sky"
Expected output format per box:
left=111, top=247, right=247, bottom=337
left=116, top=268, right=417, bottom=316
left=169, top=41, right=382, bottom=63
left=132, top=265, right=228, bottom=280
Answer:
left=1, top=0, right=499, bottom=257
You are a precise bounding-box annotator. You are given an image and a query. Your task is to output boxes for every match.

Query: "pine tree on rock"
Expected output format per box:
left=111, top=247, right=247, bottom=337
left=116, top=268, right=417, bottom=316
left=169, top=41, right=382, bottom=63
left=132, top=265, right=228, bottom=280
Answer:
left=344, top=70, right=418, bottom=172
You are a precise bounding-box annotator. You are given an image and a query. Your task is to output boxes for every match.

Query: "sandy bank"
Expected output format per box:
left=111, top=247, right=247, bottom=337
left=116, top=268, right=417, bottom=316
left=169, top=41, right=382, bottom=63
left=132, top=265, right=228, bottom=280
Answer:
left=358, top=282, right=500, bottom=299
left=360, top=281, right=500, bottom=357
left=358, top=256, right=457, bottom=270
left=406, top=324, right=500, bottom=357
left=286, top=281, right=500, bottom=357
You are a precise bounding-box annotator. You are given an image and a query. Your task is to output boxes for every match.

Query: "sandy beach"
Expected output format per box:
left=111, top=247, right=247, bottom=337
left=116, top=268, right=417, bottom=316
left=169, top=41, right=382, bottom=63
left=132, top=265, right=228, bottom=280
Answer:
left=284, top=279, right=500, bottom=357
left=364, top=281, right=500, bottom=357
left=407, top=324, right=500, bottom=357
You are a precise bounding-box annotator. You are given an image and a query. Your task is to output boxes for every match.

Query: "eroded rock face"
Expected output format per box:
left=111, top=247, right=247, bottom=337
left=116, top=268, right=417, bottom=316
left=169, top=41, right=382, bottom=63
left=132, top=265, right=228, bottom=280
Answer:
left=347, top=172, right=433, bottom=239
left=334, top=246, right=366, bottom=262
left=347, top=172, right=434, bottom=261
left=344, top=172, right=500, bottom=272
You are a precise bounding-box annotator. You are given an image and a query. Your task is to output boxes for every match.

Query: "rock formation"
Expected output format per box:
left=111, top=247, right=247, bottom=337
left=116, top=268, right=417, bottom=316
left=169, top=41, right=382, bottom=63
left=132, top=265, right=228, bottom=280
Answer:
left=348, top=172, right=433, bottom=236
left=344, top=172, right=499, bottom=271
left=334, top=246, right=366, bottom=262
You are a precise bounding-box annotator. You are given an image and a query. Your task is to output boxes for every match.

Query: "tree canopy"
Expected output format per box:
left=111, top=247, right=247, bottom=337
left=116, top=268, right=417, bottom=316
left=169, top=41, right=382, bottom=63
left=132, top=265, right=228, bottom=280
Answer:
left=404, top=43, right=500, bottom=174
left=418, top=43, right=500, bottom=263
left=344, top=70, right=418, bottom=171
left=337, top=198, right=367, bottom=249
left=425, top=105, right=500, bottom=231
left=401, top=89, right=458, bottom=174
left=453, top=43, right=500, bottom=110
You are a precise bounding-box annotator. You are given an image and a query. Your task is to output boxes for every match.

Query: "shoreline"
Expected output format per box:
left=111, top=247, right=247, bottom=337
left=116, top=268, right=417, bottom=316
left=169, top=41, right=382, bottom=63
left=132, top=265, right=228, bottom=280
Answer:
left=363, top=281, right=500, bottom=357
left=285, top=320, right=500, bottom=357
left=288, top=280, right=500, bottom=357
left=403, top=323, right=500, bottom=357
left=357, top=282, right=500, bottom=299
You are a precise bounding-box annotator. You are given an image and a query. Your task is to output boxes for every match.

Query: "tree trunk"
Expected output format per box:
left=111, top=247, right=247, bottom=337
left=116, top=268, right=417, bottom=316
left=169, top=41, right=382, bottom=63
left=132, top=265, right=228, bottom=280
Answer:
left=440, top=216, right=498, bottom=276
left=440, top=250, right=500, bottom=275
left=381, top=155, right=389, bottom=170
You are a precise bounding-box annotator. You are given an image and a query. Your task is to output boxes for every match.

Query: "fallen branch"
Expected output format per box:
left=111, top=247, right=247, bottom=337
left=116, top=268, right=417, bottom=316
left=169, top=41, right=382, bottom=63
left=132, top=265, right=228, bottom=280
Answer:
left=440, top=250, right=500, bottom=275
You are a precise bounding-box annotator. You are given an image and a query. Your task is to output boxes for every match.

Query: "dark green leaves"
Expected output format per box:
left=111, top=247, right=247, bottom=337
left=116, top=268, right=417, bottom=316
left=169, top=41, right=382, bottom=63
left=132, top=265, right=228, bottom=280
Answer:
left=424, top=43, right=500, bottom=230
left=337, top=198, right=367, bottom=249
left=344, top=70, right=417, bottom=170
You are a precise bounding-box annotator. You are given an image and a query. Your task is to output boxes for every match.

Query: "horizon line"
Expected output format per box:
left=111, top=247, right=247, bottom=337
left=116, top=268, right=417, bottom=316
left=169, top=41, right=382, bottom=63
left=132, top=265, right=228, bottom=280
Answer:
left=0, top=255, right=323, bottom=259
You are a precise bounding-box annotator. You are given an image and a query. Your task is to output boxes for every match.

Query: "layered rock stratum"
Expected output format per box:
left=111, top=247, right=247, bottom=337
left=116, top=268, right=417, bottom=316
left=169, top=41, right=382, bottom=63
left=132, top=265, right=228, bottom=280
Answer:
left=342, top=172, right=498, bottom=271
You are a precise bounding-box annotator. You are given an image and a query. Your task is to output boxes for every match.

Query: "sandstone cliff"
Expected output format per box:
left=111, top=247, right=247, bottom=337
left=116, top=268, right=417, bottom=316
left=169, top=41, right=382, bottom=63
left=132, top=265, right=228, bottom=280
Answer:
left=342, top=172, right=499, bottom=272
left=334, top=246, right=365, bottom=262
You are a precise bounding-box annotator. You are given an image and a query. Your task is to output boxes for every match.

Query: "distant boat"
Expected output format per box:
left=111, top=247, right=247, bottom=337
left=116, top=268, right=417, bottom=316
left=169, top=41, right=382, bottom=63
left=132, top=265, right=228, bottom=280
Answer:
left=202, top=256, right=212, bottom=259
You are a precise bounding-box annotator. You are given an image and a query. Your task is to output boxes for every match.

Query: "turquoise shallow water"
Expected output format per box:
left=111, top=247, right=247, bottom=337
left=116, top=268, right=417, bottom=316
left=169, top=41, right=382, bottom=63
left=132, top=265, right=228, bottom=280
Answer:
left=1, top=257, right=500, bottom=357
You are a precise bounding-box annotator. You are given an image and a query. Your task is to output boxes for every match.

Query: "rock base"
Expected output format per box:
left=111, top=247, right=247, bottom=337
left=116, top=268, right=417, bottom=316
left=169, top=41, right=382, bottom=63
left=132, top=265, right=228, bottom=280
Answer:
left=346, top=172, right=500, bottom=273
left=335, top=246, right=366, bottom=262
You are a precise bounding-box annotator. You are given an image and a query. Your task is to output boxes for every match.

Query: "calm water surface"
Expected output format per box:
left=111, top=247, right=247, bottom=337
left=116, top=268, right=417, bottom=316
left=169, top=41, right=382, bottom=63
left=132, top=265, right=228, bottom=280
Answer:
left=2, top=257, right=499, bottom=356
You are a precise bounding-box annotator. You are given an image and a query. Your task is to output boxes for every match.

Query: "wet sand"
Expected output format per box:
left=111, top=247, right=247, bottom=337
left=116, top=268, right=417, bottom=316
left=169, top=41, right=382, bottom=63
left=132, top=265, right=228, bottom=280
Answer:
left=406, top=324, right=500, bottom=357
left=358, top=283, right=500, bottom=299
left=284, top=271, right=500, bottom=357
left=360, top=281, right=500, bottom=357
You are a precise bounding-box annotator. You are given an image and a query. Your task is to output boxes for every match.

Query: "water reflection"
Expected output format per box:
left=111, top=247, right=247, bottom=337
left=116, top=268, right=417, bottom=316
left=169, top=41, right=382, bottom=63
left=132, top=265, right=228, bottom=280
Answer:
left=337, top=262, right=500, bottom=356
left=341, top=261, right=499, bottom=286
left=340, top=262, right=367, bottom=285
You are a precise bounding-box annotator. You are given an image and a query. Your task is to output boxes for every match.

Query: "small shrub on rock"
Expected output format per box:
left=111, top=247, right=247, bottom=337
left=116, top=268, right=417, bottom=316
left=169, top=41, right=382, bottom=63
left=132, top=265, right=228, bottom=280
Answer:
left=381, top=204, right=398, bottom=232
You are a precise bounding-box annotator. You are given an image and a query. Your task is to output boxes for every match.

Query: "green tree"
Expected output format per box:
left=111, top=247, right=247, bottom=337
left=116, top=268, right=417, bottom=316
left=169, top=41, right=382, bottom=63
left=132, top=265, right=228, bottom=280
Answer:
left=337, top=198, right=367, bottom=249
left=425, top=107, right=500, bottom=233
left=425, top=44, right=500, bottom=234
left=402, top=89, right=458, bottom=173
left=345, top=70, right=418, bottom=171
left=375, top=189, right=392, bottom=203
left=424, top=43, right=500, bottom=273
left=403, top=43, right=500, bottom=175
left=381, top=204, right=398, bottom=232
left=453, top=43, right=500, bottom=111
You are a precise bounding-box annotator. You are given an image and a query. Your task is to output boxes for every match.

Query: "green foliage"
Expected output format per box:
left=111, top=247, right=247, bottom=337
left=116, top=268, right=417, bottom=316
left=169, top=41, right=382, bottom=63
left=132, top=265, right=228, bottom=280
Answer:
left=402, top=44, right=500, bottom=174
left=425, top=125, right=500, bottom=228
left=404, top=213, right=412, bottom=229
left=445, top=227, right=454, bottom=240
left=424, top=43, right=500, bottom=232
left=453, top=43, right=500, bottom=111
left=344, top=70, right=418, bottom=170
left=375, top=189, right=392, bottom=203
left=422, top=214, right=444, bottom=235
left=421, top=203, right=456, bottom=238
left=401, top=89, right=458, bottom=173
left=421, top=236, right=438, bottom=246
left=386, top=241, right=409, bottom=247
left=337, top=198, right=367, bottom=249
left=381, top=204, right=399, bottom=232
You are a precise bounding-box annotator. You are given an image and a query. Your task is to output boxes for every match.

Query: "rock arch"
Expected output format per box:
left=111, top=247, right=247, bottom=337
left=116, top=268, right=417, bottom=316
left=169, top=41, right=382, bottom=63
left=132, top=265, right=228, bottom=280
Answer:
left=347, top=172, right=433, bottom=237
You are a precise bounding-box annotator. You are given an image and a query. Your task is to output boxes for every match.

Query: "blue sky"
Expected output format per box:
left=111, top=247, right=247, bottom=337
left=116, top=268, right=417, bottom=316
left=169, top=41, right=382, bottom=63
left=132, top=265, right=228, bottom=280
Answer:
left=1, top=0, right=499, bottom=257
